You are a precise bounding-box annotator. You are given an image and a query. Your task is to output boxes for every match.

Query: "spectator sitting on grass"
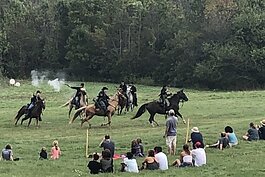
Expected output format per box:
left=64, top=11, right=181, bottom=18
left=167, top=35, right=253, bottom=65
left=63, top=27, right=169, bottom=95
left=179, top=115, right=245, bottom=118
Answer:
left=87, top=153, right=102, bottom=174
left=206, top=132, right=229, bottom=150
left=50, top=140, right=61, bottom=160
left=258, top=120, right=265, bottom=140
left=172, top=144, right=193, bottom=167
left=136, top=138, right=144, bottom=156
left=189, top=127, right=204, bottom=149
left=99, top=134, right=115, bottom=158
left=224, top=126, right=238, bottom=146
left=191, top=142, right=206, bottom=167
left=154, top=146, right=168, bottom=170
left=141, top=150, right=159, bottom=170
left=243, top=122, right=259, bottom=141
left=121, top=152, right=139, bottom=173
left=131, top=139, right=144, bottom=157
left=100, top=149, right=113, bottom=173
left=1, top=144, right=14, bottom=161
left=39, top=147, right=48, bottom=160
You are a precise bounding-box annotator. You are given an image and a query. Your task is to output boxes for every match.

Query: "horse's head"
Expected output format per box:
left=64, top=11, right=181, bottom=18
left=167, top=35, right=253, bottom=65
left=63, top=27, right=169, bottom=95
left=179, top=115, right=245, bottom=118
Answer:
left=171, top=89, right=188, bottom=102
left=36, top=99, right=46, bottom=110
left=177, top=89, right=188, bottom=101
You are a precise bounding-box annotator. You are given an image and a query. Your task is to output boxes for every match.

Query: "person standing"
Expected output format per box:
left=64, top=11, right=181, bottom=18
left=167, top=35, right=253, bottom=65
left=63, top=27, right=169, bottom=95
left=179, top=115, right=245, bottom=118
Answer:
left=154, top=146, right=168, bottom=170
left=164, top=109, right=178, bottom=155
left=99, top=135, right=115, bottom=157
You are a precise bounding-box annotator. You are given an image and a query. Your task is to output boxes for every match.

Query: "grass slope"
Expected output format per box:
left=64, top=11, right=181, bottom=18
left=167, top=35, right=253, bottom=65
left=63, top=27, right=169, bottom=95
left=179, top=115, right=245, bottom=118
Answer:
left=0, top=81, right=265, bottom=177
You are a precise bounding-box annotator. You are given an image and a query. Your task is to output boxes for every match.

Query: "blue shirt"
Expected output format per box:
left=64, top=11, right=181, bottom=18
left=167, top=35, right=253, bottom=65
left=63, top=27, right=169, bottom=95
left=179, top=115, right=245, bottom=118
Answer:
left=228, top=132, right=238, bottom=144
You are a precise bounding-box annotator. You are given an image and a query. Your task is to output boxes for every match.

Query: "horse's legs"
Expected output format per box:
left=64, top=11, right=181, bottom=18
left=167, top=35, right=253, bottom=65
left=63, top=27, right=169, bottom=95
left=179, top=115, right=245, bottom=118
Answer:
left=68, top=105, right=74, bottom=119
left=175, top=111, right=186, bottom=123
left=81, top=114, right=94, bottom=128
left=101, top=114, right=111, bottom=126
left=21, top=116, right=29, bottom=125
left=27, top=117, right=32, bottom=127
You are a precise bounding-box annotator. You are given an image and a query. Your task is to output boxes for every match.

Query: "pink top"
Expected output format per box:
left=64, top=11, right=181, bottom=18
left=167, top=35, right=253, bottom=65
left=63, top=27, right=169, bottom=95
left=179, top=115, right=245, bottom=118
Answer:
left=51, top=146, right=61, bottom=159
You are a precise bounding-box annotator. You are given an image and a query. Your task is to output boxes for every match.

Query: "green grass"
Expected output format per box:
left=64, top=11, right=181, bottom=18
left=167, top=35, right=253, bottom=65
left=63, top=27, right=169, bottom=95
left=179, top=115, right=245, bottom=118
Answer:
left=0, top=81, right=265, bottom=177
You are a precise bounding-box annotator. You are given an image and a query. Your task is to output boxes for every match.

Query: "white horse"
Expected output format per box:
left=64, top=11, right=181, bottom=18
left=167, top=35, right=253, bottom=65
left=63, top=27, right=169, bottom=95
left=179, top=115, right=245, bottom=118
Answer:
left=126, top=86, right=134, bottom=112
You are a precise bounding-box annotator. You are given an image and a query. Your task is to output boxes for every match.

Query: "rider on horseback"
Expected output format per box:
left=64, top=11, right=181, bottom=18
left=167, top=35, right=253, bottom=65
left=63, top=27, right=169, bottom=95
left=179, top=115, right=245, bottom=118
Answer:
left=159, top=85, right=172, bottom=109
left=119, top=81, right=128, bottom=107
left=66, top=83, right=88, bottom=108
left=129, top=82, right=138, bottom=106
left=27, top=90, right=42, bottom=118
left=96, top=87, right=110, bottom=114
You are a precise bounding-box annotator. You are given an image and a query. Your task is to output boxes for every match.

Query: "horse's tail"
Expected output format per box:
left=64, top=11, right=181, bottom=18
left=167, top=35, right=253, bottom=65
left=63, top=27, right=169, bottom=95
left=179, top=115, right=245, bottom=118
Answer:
left=60, top=98, right=72, bottom=107
left=131, top=103, right=148, bottom=119
left=69, top=106, right=86, bottom=124
left=14, top=105, right=27, bottom=120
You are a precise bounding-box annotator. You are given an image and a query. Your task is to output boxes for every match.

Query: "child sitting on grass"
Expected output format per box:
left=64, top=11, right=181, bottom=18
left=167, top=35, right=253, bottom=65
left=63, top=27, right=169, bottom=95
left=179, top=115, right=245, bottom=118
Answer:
left=87, top=153, right=102, bottom=174
left=50, top=140, right=61, bottom=160
left=39, top=147, right=48, bottom=160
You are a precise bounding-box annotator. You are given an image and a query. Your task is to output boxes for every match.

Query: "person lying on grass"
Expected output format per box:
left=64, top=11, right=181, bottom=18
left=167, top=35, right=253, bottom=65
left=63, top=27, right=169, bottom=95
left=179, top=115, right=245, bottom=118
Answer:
left=205, top=132, right=229, bottom=150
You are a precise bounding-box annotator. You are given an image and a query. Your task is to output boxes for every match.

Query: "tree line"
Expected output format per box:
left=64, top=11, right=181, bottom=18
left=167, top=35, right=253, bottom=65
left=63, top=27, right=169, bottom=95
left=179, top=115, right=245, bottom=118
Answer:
left=0, top=0, right=264, bottom=89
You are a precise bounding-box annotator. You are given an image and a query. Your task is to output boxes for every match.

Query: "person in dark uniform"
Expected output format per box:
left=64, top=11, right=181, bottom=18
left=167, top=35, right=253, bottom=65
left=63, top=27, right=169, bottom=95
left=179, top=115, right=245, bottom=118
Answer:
left=66, top=83, right=87, bottom=108
left=119, top=81, right=128, bottom=106
left=96, top=87, right=110, bottom=113
left=159, top=85, right=172, bottom=109
left=27, top=90, right=42, bottom=116
left=130, top=83, right=138, bottom=106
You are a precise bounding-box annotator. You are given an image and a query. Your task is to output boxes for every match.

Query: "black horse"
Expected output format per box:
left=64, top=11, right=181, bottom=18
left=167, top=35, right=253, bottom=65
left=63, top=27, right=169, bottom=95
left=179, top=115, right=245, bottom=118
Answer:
left=131, top=89, right=188, bottom=126
left=14, top=99, right=45, bottom=127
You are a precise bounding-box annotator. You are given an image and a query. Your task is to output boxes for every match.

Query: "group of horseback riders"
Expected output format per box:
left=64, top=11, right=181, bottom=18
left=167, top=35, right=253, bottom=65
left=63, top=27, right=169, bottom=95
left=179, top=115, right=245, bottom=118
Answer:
left=25, top=82, right=171, bottom=119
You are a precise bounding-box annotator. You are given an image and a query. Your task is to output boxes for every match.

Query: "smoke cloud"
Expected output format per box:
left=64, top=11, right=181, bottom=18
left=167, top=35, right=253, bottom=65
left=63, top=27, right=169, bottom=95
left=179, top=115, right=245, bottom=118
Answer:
left=48, top=78, right=65, bottom=92
left=31, top=70, right=66, bottom=92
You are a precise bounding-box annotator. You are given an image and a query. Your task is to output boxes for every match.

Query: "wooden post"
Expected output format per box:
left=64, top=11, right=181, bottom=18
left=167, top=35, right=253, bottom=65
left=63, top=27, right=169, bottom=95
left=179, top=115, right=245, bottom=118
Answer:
left=185, top=118, right=190, bottom=144
left=85, top=129, right=89, bottom=158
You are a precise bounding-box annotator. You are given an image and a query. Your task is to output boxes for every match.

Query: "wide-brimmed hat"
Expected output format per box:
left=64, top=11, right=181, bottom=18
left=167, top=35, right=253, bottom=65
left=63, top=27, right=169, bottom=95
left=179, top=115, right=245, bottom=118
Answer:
left=102, top=87, right=108, bottom=90
left=260, top=119, right=265, bottom=126
left=36, top=90, right=41, bottom=94
left=191, top=127, right=199, bottom=133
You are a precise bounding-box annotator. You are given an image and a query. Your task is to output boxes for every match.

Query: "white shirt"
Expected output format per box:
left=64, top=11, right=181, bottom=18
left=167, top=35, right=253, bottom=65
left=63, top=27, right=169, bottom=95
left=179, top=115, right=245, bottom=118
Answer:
left=191, top=148, right=206, bottom=167
left=155, top=152, right=168, bottom=170
left=124, top=158, right=139, bottom=173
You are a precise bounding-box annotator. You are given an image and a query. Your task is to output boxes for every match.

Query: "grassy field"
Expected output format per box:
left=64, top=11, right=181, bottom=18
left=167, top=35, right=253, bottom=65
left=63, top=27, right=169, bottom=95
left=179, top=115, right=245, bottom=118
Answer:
left=0, top=81, right=265, bottom=177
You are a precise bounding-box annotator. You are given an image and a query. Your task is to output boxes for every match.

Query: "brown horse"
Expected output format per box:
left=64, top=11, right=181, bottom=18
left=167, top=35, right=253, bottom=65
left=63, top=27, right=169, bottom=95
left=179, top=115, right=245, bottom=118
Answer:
left=14, top=99, right=45, bottom=127
left=117, top=89, right=127, bottom=115
left=69, top=92, right=120, bottom=127
left=61, top=91, right=87, bottom=119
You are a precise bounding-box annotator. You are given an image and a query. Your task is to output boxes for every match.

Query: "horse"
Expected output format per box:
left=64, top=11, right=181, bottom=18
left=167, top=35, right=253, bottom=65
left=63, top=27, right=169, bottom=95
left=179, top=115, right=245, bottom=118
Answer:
left=61, top=91, right=87, bottom=119
left=131, top=89, right=188, bottom=126
left=14, top=99, right=46, bottom=127
left=126, top=86, right=134, bottom=112
left=117, top=91, right=127, bottom=115
left=69, top=92, right=120, bottom=127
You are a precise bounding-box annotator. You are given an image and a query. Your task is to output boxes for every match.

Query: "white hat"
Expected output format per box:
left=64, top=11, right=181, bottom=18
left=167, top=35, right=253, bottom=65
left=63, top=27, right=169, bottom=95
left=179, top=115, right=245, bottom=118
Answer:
left=260, top=119, right=265, bottom=126
left=168, top=109, right=175, bottom=115
left=191, top=127, right=199, bottom=133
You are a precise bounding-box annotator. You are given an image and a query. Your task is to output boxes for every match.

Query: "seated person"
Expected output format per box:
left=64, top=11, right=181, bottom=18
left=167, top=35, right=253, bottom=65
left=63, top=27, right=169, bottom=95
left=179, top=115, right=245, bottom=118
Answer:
left=141, top=150, right=159, bottom=170
left=224, top=126, right=238, bottom=146
left=243, top=122, right=259, bottom=141
left=258, top=120, right=265, bottom=140
left=131, top=140, right=143, bottom=157
left=154, top=146, right=168, bottom=170
left=121, top=152, right=139, bottom=173
left=189, top=127, right=204, bottom=149
left=172, top=144, right=193, bottom=167
left=1, top=144, right=14, bottom=161
left=136, top=138, right=144, bottom=157
left=39, top=147, right=48, bottom=160
left=87, top=153, right=102, bottom=174
left=100, top=149, right=113, bottom=173
left=191, top=142, right=206, bottom=167
left=206, top=132, right=229, bottom=150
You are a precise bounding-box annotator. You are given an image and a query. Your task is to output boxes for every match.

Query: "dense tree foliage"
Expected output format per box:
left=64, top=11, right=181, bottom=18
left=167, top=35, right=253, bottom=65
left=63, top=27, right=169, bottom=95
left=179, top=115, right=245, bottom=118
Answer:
left=0, top=0, right=264, bottom=89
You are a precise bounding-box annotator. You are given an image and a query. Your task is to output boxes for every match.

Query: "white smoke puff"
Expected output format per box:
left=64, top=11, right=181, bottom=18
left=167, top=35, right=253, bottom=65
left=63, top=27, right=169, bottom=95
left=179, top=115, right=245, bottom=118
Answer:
left=48, top=78, right=65, bottom=92
left=15, top=82, right=21, bottom=87
left=31, top=70, right=39, bottom=87
left=9, top=79, right=15, bottom=85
